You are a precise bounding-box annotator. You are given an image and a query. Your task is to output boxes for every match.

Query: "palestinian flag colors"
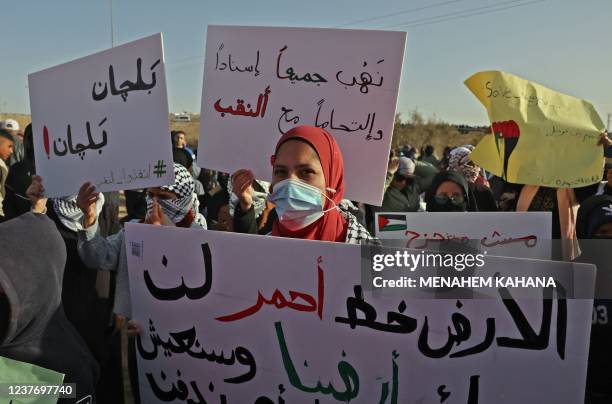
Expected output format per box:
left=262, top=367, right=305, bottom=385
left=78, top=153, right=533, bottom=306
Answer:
left=378, top=214, right=407, bottom=232
left=492, top=120, right=521, bottom=181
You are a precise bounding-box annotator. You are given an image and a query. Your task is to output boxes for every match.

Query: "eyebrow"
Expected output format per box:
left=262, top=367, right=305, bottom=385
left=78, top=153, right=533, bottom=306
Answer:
left=273, top=164, right=316, bottom=169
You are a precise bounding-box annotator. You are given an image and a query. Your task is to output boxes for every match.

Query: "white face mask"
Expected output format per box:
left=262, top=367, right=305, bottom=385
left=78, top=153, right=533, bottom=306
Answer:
left=268, top=179, right=337, bottom=231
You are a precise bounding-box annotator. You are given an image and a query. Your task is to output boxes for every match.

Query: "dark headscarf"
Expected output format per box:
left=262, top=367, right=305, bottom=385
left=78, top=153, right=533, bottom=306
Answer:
left=0, top=213, right=99, bottom=402
left=577, top=195, right=612, bottom=238
left=425, top=170, right=478, bottom=212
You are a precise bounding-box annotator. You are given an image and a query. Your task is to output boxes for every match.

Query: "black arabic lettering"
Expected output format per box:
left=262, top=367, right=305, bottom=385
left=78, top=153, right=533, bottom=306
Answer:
left=100, top=57, right=159, bottom=102
left=277, top=107, right=300, bottom=135
left=136, top=319, right=257, bottom=384
left=497, top=281, right=567, bottom=359
left=335, top=285, right=417, bottom=334
left=144, top=243, right=212, bottom=301
left=54, top=118, right=109, bottom=160
left=276, top=45, right=327, bottom=84
left=215, top=43, right=261, bottom=77
left=335, top=59, right=384, bottom=94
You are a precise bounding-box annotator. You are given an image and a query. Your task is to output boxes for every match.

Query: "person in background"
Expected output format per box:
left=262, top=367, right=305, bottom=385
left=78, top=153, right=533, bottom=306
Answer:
left=414, top=159, right=439, bottom=195
left=448, top=146, right=497, bottom=211
left=0, top=213, right=99, bottom=403
left=0, top=129, right=15, bottom=221
left=200, top=172, right=230, bottom=229
left=76, top=163, right=206, bottom=404
left=594, top=164, right=611, bottom=197
left=232, top=125, right=375, bottom=243
left=381, top=157, right=421, bottom=212
left=73, top=163, right=207, bottom=318
left=401, top=144, right=412, bottom=158
left=516, top=132, right=611, bottom=260
left=439, top=146, right=453, bottom=170
left=171, top=130, right=196, bottom=159
left=26, top=175, right=123, bottom=403
left=364, top=151, right=398, bottom=233
left=420, top=144, right=440, bottom=167
left=173, top=147, right=206, bottom=205
left=171, top=130, right=213, bottom=205
left=425, top=171, right=478, bottom=212
left=214, top=203, right=234, bottom=232
left=576, top=194, right=612, bottom=404
left=228, top=175, right=273, bottom=234
left=122, top=189, right=147, bottom=223
left=406, top=146, right=417, bottom=160
left=3, top=124, right=35, bottom=219
left=0, top=119, right=23, bottom=166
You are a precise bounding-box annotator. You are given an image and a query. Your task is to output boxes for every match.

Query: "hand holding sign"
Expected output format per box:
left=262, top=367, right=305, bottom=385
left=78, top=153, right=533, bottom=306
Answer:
left=76, top=182, right=100, bottom=229
left=231, top=169, right=255, bottom=211
left=598, top=131, right=612, bottom=147
left=26, top=175, right=48, bottom=214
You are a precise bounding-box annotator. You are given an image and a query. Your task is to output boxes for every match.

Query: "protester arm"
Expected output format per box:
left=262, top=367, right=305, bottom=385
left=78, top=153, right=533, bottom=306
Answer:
left=233, top=204, right=258, bottom=234
left=77, top=220, right=123, bottom=272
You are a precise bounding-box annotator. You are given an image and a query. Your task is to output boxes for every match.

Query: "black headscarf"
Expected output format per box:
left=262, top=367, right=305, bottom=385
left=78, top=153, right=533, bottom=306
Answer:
left=425, top=170, right=478, bottom=212
left=577, top=194, right=612, bottom=238
left=0, top=213, right=99, bottom=403
left=575, top=194, right=612, bottom=398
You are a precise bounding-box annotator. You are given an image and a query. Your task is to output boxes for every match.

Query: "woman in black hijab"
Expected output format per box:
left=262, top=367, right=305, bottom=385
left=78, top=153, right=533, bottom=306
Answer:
left=425, top=171, right=478, bottom=212
left=0, top=212, right=99, bottom=403
left=576, top=195, right=612, bottom=403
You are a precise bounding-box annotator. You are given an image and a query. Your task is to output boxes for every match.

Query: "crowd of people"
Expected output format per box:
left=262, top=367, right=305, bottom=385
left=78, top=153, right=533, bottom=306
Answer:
left=0, top=117, right=611, bottom=403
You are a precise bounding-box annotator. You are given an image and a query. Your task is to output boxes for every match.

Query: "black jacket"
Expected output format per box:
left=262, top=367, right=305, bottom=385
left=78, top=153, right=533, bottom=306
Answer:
left=0, top=213, right=99, bottom=403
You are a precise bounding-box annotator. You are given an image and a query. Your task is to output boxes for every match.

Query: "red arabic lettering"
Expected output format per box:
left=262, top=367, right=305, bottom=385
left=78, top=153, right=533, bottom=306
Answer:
left=216, top=258, right=324, bottom=322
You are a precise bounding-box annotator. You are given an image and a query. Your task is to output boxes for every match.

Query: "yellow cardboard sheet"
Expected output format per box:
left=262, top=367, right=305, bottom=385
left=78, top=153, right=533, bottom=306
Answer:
left=465, top=71, right=605, bottom=188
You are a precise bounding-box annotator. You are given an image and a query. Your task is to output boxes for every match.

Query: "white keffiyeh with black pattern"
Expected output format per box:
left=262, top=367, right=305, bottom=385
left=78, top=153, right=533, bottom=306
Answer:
left=146, top=163, right=207, bottom=228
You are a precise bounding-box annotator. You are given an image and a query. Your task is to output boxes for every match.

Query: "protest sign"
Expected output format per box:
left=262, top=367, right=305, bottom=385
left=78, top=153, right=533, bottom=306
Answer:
left=0, top=356, right=64, bottom=403
left=125, top=223, right=594, bottom=403
left=197, top=25, right=406, bottom=205
left=28, top=33, right=173, bottom=197
left=465, top=70, right=605, bottom=188
left=375, top=212, right=551, bottom=258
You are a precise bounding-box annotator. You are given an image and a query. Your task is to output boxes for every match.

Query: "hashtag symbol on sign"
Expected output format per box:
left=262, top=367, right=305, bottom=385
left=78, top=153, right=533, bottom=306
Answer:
left=153, top=160, right=167, bottom=178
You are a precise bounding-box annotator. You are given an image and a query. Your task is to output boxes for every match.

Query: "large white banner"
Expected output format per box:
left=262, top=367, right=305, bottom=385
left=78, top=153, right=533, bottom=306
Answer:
left=198, top=25, right=406, bottom=205
left=125, top=223, right=594, bottom=403
left=375, top=212, right=552, bottom=259
left=28, top=33, right=173, bottom=197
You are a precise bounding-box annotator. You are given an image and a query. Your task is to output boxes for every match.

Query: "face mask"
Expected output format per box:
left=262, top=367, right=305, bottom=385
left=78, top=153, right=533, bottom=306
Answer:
left=268, top=179, right=337, bottom=231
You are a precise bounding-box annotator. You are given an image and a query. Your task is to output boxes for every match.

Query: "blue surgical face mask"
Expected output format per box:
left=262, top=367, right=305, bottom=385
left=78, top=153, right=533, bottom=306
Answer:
left=268, top=179, right=337, bottom=231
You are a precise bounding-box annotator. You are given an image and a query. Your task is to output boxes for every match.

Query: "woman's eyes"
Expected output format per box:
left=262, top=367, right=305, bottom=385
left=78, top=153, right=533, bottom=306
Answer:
left=274, top=168, right=315, bottom=176
left=300, top=168, right=316, bottom=176
left=273, top=168, right=287, bottom=176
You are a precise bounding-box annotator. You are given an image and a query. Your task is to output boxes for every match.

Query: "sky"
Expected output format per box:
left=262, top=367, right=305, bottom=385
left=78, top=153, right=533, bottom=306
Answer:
left=0, top=0, right=610, bottom=125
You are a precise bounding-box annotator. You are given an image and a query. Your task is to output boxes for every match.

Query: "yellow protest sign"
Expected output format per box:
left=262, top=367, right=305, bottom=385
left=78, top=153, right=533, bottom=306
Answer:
left=465, top=71, right=605, bottom=188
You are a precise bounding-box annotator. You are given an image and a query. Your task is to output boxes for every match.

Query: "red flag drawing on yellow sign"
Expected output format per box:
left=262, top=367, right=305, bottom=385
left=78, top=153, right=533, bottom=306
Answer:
left=465, top=71, right=605, bottom=188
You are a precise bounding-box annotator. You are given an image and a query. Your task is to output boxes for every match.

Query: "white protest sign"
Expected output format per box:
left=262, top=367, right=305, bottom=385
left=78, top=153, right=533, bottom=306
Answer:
left=198, top=25, right=406, bottom=205
left=125, top=223, right=594, bottom=403
left=375, top=212, right=552, bottom=259
left=28, top=33, right=173, bottom=197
